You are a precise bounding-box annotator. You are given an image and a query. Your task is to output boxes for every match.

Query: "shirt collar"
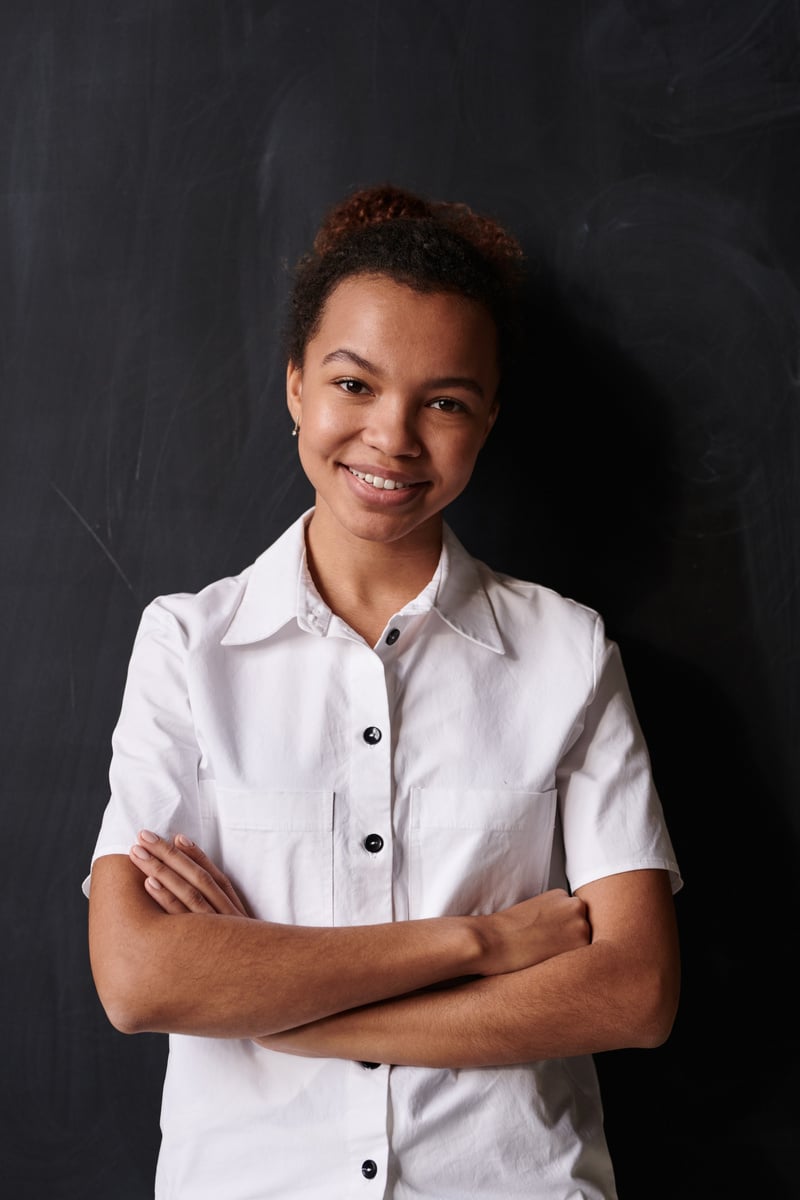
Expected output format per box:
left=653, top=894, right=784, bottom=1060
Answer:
left=220, top=509, right=314, bottom=645
left=220, top=508, right=505, bottom=654
left=434, top=524, right=505, bottom=653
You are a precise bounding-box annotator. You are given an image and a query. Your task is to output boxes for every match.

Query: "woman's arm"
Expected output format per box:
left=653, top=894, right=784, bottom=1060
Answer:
left=254, top=868, right=680, bottom=1067
left=88, top=834, right=590, bottom=1040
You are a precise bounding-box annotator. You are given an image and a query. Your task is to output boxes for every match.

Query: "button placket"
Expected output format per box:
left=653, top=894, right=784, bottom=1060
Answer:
left=346, top=1051, right=389, bottom=1195
left=338, top=646, right=393, bottom=931
left=342, top=649, right=393, bottom=1193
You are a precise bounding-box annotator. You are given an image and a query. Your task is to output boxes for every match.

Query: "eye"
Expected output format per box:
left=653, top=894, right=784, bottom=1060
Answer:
left=334, top=377, right=370, bottom=395
left=428, top=396, right=468, bottom=414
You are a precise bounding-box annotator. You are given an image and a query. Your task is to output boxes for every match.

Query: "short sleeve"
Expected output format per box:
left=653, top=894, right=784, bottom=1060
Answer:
left=82, top=601, right=203, bottom=896
left=556, top=617, right=682, bottom=894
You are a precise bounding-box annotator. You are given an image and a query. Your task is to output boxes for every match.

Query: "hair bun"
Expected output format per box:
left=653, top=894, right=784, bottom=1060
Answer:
left=312, top=182, right=524, bottom=274
left=287, top=182, right=526, bottom=366
left=313, top=184, right=434, bottom=255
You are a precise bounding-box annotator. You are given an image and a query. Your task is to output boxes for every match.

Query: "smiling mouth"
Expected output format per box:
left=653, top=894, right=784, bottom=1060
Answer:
left=347, top=467, right=417, bottom=491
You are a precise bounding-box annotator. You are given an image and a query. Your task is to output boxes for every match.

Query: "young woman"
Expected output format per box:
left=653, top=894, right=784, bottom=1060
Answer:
left=85, top=184, right=682, bottom=1200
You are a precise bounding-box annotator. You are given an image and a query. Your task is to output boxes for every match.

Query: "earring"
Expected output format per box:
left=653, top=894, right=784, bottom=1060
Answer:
left=291, top=417, right=299, bottom=437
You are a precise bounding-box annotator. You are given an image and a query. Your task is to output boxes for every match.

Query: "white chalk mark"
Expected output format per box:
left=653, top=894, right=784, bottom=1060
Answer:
left=50, top=481, right=137, bottom=597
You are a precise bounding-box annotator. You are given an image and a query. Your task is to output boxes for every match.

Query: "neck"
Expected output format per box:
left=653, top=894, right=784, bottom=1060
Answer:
left=304, top=509, right=443, bottom=643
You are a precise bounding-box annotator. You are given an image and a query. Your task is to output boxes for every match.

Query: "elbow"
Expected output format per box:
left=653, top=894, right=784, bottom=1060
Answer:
left=630, top=963, right=681, bottom=1049
left=635, top=1011, right=676, bottom=1050
left=101, top=997, right=150, bottom=1037
left=94, top=972, right=160, bottom=1036
left=88, top=857, right=178, bottom=1034
left=90, top=946, right=165, bottom=1036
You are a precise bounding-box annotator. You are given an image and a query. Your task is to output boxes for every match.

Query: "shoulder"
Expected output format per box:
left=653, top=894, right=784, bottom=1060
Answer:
left=443, top=523, right=601, bottom=644
left=442, top=527, right=606, bottom=685
left=475, top=559, right=616, bottom=700
left=134, top=565, right=254, bottom=654
left=134, top=510, right=310, bottom=652
left=478, top=558, right=602, bottom=643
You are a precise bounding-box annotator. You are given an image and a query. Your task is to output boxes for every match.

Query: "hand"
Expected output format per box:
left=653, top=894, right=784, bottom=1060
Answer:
left=129, top=831, right=251, bottom=918
left=475, top=888, right=590, bottom=976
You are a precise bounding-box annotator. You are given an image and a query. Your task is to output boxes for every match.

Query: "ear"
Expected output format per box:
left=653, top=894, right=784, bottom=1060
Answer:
left=286, top=361, right=302, bottom=424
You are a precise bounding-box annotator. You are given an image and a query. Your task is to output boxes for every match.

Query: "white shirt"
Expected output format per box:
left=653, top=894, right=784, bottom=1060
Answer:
left=84, top=509, right=682, bottom=1200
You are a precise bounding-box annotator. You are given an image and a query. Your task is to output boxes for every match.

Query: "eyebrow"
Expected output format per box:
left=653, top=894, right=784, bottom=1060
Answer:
left=320, top=348, right=485, bottom=399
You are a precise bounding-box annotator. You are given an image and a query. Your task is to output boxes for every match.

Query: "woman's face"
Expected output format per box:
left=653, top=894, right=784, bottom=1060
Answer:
left=287, top=273, right=500, bottom=552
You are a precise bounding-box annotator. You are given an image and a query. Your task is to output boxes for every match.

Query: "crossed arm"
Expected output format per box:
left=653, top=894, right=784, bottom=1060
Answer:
left=88, top=832, right=680, bottom=1069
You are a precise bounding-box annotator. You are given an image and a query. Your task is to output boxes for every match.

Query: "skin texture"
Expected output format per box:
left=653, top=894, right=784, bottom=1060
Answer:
left=89, top=845, right=593, bottom=1040
left=88, top=273, right=681, bottom=1065
left=98, top=833, right=679, bottom=1065
left=286, top=274, right=499, bottom=642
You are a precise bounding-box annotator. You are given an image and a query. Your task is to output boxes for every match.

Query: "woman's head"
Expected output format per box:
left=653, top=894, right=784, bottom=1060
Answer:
left=283, top=186, right=527, bottom=556
left=285, top=184, right=526, bottom=379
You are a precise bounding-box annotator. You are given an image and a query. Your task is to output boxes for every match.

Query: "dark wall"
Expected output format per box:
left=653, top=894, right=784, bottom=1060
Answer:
left=3, top=2, right=798, bottom=1196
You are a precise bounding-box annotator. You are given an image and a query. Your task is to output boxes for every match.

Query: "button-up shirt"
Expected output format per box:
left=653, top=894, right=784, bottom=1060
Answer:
left=84, top=509, right=681, bottom=1200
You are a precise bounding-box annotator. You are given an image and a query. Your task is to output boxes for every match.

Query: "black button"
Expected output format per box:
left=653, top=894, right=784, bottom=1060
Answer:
left=385, top=628, right=400, bottom=645
left=361, top=1160, right=378, bottom=1179
left=364, top=834, right=384, bottom=854
left=360, top=1060, right=380, bottom=1069
left=363, top=726, right=382, bottom=744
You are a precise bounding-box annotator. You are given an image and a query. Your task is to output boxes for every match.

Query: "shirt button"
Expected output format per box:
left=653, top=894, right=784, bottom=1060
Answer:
left=385, top=628, right=400, bottom=645
left=364, top=833, right=384, bottom=854
left=361, top=1160, right=378, bottom=1179
left=360, top=1060, right=380, bottom=1069
left=363, top=726, right=382, bottom=744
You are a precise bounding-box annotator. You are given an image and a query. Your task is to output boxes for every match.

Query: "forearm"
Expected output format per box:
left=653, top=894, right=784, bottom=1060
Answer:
left=89, top=855, right=484, bottom=1039
left=260, top=870, right=681, bottom=1068
left=260, top=939, right=668, bottom=1068
left=89, top=851, right=588, bottom=1039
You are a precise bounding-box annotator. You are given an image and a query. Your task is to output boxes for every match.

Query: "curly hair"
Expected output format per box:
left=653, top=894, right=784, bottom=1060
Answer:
left=284, top=184, right=526, bottom=374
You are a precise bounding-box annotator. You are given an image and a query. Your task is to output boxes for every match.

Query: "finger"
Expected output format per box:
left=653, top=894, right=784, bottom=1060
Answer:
left=130, top=842, right=227, bottom=915
left=131, top=834, right=243, bottom=917
left=143, top=874, right=190, bottom=915
left=172, top=834, right=251, bottom=917
left=129, top=843, right=219, bottom=914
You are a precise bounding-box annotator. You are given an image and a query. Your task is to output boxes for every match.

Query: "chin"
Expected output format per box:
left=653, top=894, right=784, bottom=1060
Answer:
left=341, top=504, right=441, bottom=547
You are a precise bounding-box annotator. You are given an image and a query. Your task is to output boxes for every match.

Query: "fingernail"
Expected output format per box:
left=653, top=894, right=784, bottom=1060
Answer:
left=131, top=845, right=151, bottom=860
left=145, top=876, right=162, bottom=889
left=139, top=829, right=158, bottom=844
left=176, top=834, right=194, bottom=848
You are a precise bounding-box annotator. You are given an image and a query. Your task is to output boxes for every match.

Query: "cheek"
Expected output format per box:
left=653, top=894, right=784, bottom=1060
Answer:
left=452, top=430, right=488, bottom=472
left=305, top=398, right=353, bottom=442
left=434, top=442, right=483, bottom=498
left=297, top=407, right=352, bottom=481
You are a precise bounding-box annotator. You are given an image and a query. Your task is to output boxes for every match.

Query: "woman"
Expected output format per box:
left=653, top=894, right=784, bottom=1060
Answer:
left=86, top=184, right=682, bottom=1199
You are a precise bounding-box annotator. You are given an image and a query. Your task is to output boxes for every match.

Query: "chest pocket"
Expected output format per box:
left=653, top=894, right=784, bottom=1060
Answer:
left=409, top=787, right=557, bottom=918
left=198, top=782, right=334, bottom=925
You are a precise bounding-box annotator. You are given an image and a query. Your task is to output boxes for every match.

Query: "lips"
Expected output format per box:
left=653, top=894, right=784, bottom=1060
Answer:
left=346, top=467, right=420, bottom=492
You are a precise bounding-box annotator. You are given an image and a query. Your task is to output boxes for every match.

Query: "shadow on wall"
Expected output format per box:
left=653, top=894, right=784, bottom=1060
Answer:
left=446, top=274, right=799, bottom=1195
left=447, top=268, right=679, bottom=621
left=595, top=643, right=798, bottom=1198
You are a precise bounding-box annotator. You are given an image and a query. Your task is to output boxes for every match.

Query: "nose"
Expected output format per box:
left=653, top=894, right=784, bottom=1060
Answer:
left=363, top=397, right=422, bottom=458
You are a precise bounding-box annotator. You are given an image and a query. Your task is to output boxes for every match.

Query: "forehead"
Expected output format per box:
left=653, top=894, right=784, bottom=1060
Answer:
left=309, top=273, right=498, bottom=369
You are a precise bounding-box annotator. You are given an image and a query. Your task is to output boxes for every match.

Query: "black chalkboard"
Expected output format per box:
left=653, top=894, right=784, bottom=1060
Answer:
left=3, top=2, right=798, bottom=1196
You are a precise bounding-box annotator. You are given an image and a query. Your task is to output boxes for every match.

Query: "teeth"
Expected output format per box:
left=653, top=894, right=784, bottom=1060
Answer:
left=349, top=468, right=411, bottom=491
